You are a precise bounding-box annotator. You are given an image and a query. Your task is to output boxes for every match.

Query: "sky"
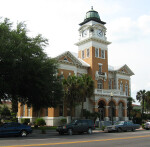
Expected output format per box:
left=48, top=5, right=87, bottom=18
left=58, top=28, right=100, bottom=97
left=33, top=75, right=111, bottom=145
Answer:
left=1, top=0, right=150, bottom=103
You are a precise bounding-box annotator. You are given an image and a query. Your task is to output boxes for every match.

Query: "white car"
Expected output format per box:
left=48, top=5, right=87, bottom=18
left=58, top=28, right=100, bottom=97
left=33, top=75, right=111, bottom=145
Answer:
left=145, top=122, right=150, bottom=130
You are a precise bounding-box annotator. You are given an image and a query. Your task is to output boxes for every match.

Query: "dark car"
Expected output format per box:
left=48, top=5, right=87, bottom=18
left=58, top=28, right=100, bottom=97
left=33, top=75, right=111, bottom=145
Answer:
left=0, top=122, right=32, bottom=137
left=56, top=119, right=95, bottom=135
left=105, top=121, right=140, bottom=132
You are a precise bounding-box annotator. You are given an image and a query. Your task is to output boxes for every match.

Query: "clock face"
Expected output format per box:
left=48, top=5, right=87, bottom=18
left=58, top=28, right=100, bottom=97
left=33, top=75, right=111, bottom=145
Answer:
left=97, top=29, right=103, bottom=37
left=82, top=30, right=87, bottom=37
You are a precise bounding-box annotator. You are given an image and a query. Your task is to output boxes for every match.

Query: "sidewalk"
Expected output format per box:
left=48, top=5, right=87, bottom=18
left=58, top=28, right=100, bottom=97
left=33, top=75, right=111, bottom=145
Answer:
left=32, top=127, right=144, bottom=134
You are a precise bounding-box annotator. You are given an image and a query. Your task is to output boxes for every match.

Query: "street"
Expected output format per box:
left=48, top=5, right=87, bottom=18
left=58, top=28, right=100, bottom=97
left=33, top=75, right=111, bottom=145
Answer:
left=0, top=129, right=150, bottom=147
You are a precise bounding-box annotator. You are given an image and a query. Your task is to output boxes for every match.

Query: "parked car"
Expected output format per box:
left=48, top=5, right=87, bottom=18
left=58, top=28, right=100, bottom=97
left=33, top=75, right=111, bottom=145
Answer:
left=144, top=121, right=150, bottom=130
left=104, top=121, right=140, bottom=132
left=0, top=122, right=32, bottom=137
left=56, top=119, right=95, bottom=135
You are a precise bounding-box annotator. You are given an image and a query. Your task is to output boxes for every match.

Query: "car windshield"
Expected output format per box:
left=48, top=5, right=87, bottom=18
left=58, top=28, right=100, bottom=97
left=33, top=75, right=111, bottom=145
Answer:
left=70, top=120, right=78, bottom=124
left=114, top=121, right=124, bottom=125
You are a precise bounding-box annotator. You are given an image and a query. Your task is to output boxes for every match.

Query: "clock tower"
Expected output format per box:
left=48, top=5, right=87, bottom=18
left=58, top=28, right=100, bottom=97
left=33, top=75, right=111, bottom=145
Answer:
left=75, top=7, right=111, bottom=89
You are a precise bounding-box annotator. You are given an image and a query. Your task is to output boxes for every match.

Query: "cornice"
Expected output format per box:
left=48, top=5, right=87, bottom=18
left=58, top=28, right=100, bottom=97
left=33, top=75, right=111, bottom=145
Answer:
left=58, top=60, right=88, bottom=69
left=75, top=37, right=111, bottom=46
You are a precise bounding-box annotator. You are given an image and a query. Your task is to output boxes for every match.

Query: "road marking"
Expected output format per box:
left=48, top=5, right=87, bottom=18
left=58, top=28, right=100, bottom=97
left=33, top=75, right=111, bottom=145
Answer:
left=1, top=135, right=150, bottom=147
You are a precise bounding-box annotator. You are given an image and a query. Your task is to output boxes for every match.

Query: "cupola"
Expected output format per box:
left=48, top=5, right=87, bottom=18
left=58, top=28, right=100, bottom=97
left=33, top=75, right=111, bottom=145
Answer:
left=79, top=6, right=106, bottom=25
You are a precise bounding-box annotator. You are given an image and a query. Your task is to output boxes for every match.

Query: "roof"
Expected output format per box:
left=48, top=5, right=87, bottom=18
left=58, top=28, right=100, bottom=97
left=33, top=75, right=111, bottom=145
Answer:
left=79, top=7, right=106, bottom=26
left=108, top=64, right=134, bottom=76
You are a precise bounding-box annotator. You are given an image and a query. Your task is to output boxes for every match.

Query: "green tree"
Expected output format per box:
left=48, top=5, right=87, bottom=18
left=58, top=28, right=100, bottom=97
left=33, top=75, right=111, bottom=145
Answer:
left=127, top=97, right=135, bottom=120
left=0, top=105, right=11, bottom=121
left=78, top=74, right=94, bottom=118
left=136, top=90, right=147, bottom=120
left=0, top=18, right=63, bottom=113
left=144, top=91, right=150, bottom=113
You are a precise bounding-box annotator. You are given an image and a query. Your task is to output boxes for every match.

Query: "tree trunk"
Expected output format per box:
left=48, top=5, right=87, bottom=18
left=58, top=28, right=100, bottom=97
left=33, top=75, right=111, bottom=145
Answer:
left=81, top=98, right=84, bottom=118
left=142, top=98, right=145, bottom=120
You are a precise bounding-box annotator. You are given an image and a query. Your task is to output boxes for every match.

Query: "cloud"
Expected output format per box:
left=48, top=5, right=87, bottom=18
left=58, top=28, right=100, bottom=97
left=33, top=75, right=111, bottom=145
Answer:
left=107, top=14, right=150, bottom=42
left=137, top=15, right=150, bottom=34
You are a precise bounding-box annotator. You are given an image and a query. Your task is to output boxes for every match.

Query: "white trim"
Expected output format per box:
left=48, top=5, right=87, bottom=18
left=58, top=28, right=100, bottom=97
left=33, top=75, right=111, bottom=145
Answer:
left=98, top=63, right=103, bottom=65
left=77, top=41, right=108, bottom=51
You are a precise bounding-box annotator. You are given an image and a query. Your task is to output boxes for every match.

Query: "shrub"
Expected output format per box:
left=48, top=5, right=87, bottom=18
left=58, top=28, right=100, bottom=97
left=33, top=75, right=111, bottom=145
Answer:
left=142, top=123, right=145, bottom=129
left=21, top=118, right=30, bottom=125
left=60, top=118, right=67, bottom=125
left=35, top=118, right=46, bottom=126
left=101, top=125, right=106, bottom=131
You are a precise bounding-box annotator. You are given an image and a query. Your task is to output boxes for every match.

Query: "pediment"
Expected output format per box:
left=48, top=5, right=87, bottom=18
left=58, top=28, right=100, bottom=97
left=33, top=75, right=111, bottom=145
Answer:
left=55, top=51, right=83, bottom=66
left=117, top=64, right=134, bottom=76
left=59, top=55, right=74, bottom=63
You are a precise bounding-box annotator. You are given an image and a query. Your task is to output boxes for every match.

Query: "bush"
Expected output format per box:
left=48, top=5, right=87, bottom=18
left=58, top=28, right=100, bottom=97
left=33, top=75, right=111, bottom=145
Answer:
left=101, top=125, right=106, bottom=131
left=142, top=123, right=145, bottom=129
left=60, top=118, right=67, bottom=125
left=21, top=118, right=30, bottom=125
left=35, top=118, right=46, bottom=126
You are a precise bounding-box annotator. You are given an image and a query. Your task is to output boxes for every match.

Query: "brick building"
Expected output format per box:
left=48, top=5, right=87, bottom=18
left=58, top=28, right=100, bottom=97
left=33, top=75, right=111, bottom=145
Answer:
left=18, top=7, right=134, bottom=126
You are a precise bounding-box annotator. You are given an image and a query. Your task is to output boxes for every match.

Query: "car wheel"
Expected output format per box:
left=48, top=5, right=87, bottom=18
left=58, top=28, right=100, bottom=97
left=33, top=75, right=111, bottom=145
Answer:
left=87, top=128, right=92, bottom=134
left=117, top=128, right=122, bottom=132
left=59, top=132, right=64, bottom=135
left=20, top=130, right=27, bottom=137
left=68, top=129, right=73, bottom=135
left=132, top=128, right=135, bottom=132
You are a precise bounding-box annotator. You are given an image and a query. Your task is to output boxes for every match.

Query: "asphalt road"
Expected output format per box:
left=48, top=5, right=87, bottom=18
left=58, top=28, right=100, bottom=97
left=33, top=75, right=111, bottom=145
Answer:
left=0, top=129, right=150, bottom=147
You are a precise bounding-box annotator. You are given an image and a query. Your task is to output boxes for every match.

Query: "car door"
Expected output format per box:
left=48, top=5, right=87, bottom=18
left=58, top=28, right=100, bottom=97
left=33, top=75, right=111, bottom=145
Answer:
left=124, top=122, right=128, bottom=131
left=127, top=122, right=132, bottom=130
left=3, top=123, right=17, bottom=135
left=0, top=124, right=6, bottom=135
left=82, top=120, right=88, bottom=132
left=73, top=120, right=83, bottom=133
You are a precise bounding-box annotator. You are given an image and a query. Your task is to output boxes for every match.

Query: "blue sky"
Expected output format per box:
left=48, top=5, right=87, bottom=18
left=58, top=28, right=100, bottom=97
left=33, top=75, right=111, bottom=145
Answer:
left=1, top=0, right=150, bottom=103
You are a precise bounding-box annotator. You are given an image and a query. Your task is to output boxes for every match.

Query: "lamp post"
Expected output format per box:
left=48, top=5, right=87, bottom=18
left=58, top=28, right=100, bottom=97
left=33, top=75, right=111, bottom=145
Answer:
left=110, top=92, right=114, bottom=125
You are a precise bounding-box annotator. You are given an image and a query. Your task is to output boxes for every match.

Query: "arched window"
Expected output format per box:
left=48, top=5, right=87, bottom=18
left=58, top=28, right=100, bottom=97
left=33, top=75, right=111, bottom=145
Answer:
left=97, top=80, right=103, bottom=89
left=120, top=82, right=123, bottom=92
left=125, top=84, right=128, bottom=96
left=109, top=79, right=112, bottom=89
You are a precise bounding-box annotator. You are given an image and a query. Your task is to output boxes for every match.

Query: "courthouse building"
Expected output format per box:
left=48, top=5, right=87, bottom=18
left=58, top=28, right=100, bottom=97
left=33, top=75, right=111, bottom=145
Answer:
left=18, top=7, right=134, bottom=126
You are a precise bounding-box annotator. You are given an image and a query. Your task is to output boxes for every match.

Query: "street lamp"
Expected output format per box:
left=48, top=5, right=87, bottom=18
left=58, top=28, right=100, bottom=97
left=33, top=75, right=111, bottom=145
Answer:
left=110, top=92, right=114, bottom=125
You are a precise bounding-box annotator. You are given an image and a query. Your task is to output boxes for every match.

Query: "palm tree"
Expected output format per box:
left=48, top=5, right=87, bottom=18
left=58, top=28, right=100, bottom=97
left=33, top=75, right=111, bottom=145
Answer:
left=136, top=90, right=147, bottom=120
left=127, top=97, right=135, bottom=120
left=62, top=75, right=80, bottom=119
left=145, top=91, right=150, bottom=113
left=78, top=74, right=94, bottom=118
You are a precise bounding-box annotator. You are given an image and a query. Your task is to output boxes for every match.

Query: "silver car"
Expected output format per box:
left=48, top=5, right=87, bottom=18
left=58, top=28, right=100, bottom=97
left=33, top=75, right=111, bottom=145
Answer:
left=145, top=122, right=150, bottom=130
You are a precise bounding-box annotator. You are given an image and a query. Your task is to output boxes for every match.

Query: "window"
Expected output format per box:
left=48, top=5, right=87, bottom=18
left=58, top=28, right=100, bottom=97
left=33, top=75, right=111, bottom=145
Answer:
left=97, top=80, right=103, bottom=89
left=45, top=108, right=48, bottom=116
left=59, top=105, right=63, bottom=116
left=98, top=64, right=102, bottom=74
left=120, top=82, right=123, bottom=92
left=125, top=84, right=128, bottom=96
left=27, top=107, right=30, bottom=117
left=101, top=50, right=105, bottom=58
left=82, top=50, right=84, bottom=59
left=109, top=79, right=112, bottom=89
left=95, top=48, right=99, bottom=58
left=87, top=48, right=90, bottom=57
left=23, top=105, right=25, bottom=116
left=64, top=57, right=68, bottom=61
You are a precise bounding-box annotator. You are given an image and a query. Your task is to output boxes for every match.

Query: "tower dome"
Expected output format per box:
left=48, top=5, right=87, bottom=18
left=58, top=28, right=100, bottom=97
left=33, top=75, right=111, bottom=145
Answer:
left=79, top=6, right=106, bottom=25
